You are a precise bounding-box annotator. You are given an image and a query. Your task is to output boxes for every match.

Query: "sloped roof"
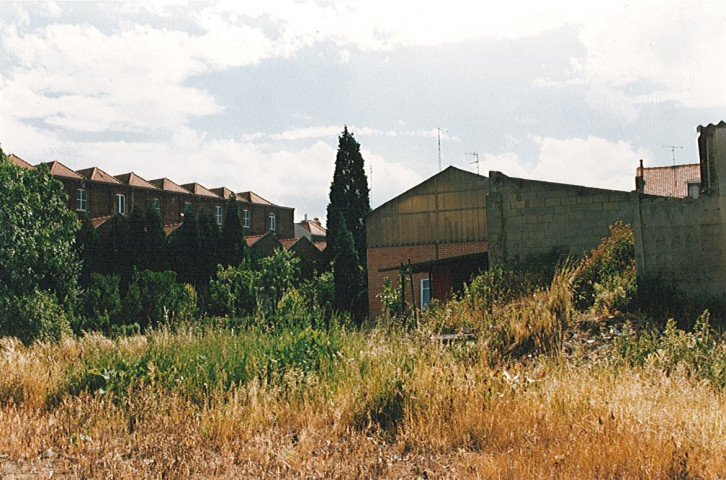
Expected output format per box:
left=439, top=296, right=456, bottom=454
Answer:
left=164, top=222, right=182, bottom=235
left=210, top=187, right=236, bottom=200
left=91, top=215, right=113, bottom=228
left=238, top=191, right=273, bottom=205
left=313, top=241, right=327, bottom=252
left=44, top=161, right=84, bottom=179
left=115, top=172, right=160, bottom=190
left=77, top=167, right=123, bottom=184
left=245, top=234, right=263, bottom=247
left=279, top=237, right=298, bottom=249
left=182, top=182, right=219, bottom=198
left=297, top=218, right=326, bottom=236
left=149, top=177, right=190, bottom=193
left=641, top=163, right=700, bottom=197
left=8, top=154, right=34, bottom=170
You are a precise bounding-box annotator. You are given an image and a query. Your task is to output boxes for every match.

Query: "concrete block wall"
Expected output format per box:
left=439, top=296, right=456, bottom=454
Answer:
left=486, top=171, right=634, bottom=265
left=635, top=194, right=726, bottom=301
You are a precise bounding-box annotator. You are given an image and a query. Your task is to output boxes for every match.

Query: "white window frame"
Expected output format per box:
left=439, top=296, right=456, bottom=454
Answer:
left=150, top=197, right=160, bottom=212
left=242, top=209, right=250, bottom=228
left=420, top=277, right=431, bottom=310
left=269, top=212, right=276, bottom=231
left=115, top=194, right=126, bottom=216
left=76, top=188, right=87, bottom=212
left=215, top=206, right=223, bottom=226
left=183, top=202, right=192, bottom=216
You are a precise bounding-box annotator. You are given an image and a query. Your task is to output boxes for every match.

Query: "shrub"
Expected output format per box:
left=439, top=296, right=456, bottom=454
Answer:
left=572, top=221, right=636, bottom=313
left=122, top=269, right=198, bottom=329
left=0, top=289, right=70, bottom=344
left=75, top=273, right=122, bottom=333
left=208, top=262, right=259, bottom=319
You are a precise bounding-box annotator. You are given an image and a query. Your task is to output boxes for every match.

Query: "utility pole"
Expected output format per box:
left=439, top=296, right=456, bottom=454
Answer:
left=466, top=152, right=480, bottom=175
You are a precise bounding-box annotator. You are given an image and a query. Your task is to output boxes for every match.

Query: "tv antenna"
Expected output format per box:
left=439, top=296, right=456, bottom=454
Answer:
left=437, top=128, right=442, bottom=172
left=663, top=145, right=683, bottom=165
left=466, top=152, right=480, bottom=175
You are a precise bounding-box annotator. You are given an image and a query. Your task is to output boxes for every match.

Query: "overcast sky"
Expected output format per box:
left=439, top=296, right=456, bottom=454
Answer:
left=2, top=1, right=725, bottom=222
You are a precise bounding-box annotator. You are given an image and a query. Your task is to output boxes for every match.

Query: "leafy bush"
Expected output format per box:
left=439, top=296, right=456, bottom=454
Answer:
left=122, top=269, right=198, bottom=329
left=75, top=273, right=122, bottom=333
left=208, top=262, right=258, bottom=319
left=0, top=289, right=70, bottom=344
left=572, top=222, right=636, bottom=313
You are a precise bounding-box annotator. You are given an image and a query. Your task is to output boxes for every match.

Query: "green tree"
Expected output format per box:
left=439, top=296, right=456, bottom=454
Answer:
left=144, top=205, right=166, bottom=271
left=326, top=127, right=371, bottom=319
left=331, top=214, right=366, bottom=319
left=0, top=146, right=80, bottom=342
left=76, top=211, right=100, bottom=286
left=126, top=204, right=146, bottom=271
left=219, top=195, right=246, bottom=267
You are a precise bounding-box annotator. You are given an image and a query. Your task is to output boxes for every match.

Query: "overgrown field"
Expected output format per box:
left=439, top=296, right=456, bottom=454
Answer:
left=3, top=224, right=726, bottom=478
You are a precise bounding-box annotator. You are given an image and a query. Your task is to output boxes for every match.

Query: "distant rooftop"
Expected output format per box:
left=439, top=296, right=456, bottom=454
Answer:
left=637, top=160, right=700, bottom=197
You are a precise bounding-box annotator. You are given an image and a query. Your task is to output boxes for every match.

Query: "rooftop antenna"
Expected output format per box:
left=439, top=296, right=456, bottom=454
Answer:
left=437, top=128, right=442, bottom=172
left=369, top=159, right=373, bottom=205
left=664, top=145, right=683, bottom=196
left=466, top=152, right=480, bottom=175
left=663, top=145, right=683, bottom=166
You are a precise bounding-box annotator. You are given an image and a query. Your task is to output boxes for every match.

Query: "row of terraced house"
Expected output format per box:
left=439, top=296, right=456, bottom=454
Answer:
left=8, top=154, right=327, bottom=266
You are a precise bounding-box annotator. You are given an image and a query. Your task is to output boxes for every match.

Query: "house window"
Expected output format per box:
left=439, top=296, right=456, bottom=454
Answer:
left=421, top=277, right=431, bottom=310
left=76, top=188, right=87, bottom=211
left=150, top=198, right=160, bottom=212
left=242, top=209, right=250, bottom=228
left=184, top=202, right=192, bottom=216
left=115, top=194, right=126, bottom=215
left=688, top=182, right=701, bottom=199
left=215, top=206, right=223, bottom=226
left=269, top=213, right=276, bottom=231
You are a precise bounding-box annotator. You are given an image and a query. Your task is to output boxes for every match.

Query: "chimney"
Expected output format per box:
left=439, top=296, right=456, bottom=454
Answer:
left=635, top=159, right=645, bottom=193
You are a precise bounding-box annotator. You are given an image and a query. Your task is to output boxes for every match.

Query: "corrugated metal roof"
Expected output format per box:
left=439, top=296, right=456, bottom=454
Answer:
left=641, top=163, right=700, bottom=197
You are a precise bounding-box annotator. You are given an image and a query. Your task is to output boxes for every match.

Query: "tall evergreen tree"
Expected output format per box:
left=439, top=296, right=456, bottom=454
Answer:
left=219, top=195, right=246, bottom=267
left=76, top=212, right=99, bottom=286
left=326, top=126, right=371, bottom=320
left=197, top=207, right=221, bottom=288
left=144, top=205, right=166, bottom=271
left=331, top=214, right=365, bottom=316
left=126, top=204, right=146, bottom=271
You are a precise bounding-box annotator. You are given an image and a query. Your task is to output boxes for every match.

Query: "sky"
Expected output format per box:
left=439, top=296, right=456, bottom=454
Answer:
left=2, top=1, right=725, bottom=222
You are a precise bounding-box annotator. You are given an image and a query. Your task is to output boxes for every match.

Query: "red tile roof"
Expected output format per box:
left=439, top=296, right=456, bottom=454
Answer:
left=238, top=191, right=273, bottom=205
left=91, top=215, right=113, bottom=228
left=279, top=237, right=298, bottom=249
left=115, top=172, right=160, bottom=190
left=313, top=241, right=327, bottom=252
left=245, top=234, right=263, bottom=247
left=182, top=182, right=219, bottom=198
left=78, top=167, right=123, bottom=184
left=44, top=161, right=84, bottom=179
left=164, top=222, right=182, bottom=235
left=297, top=218, right=326, bottom=236
left=640, top=163, right=700, bottom=197
left=8, top=154, right=34, bottom=170
left=149, top=177, right=190, bottom=193
left=211, top=187, right=236, bottom=200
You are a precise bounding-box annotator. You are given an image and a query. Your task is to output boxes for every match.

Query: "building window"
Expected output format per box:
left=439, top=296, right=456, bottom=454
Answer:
left=76, top=188, right=87, bottom=211
left=115, top=194, right=126, bottom=216
left=215, top=206, right=223, bottom=226
left=269, top=213, right=276, bottom=231
left=150, top=198, right=160, bottom=212
left=688, top=182, right=701, bottom=199
left=421, top=277, right=431, bottom=310
left=242, top=209, right=250, bottom=228
left=184, top=202, right=192, bottom=216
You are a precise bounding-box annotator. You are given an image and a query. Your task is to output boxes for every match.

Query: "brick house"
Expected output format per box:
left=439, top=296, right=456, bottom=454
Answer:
left=635, top=160, right=701, bottom=198
left=9, top=154, right=296, bottom=245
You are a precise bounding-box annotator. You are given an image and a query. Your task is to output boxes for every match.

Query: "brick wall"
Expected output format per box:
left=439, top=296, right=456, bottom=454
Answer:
left=367, top=240, right=488, bottom=319
left=486, top=172, right=635, bottom=265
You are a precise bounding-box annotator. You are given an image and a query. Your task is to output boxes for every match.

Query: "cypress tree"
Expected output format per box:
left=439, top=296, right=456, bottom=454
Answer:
left=126, top=204, right=146, bottom=271
left=219, top=195, right=246, bottom=267
left=326, top=126, right=371, bottom=319
left=144, top=205, right=166, bottom=271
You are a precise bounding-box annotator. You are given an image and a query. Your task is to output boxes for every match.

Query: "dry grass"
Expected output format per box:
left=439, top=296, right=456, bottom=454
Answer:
left=2, top=324, right=726, bottom=479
